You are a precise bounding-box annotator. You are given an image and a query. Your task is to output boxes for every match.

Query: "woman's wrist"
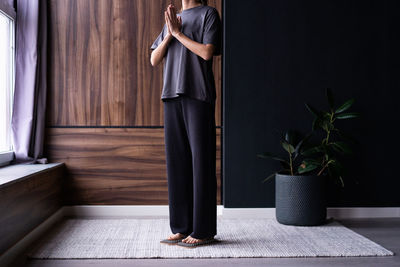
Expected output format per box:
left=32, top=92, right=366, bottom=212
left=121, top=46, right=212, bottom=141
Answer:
left=173, top=31, right=183, bottom=39
left=165, top=33, right=173, bottom=42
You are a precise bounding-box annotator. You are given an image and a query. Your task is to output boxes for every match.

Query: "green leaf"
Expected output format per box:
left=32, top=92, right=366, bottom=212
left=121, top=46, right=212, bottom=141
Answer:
left=311, top=112, right=333, bottom=132
left=305, top=103, right=320, bottom=117
left=303, top=158, right=322, bottom=165
left=339, top=176, right=345, bottom=187
left=302, top=145, right=324, bottom=156
left=312, top=117, right=320, bottom=131
left=284, top=130, right=297, bottom=146
left=281, top=140, right=295, bottom=154
left=331, top=141, right=352, bottom=154
left=322, top=112, right=332, bottom=119
left=294, top=133, right=312, bottom=156
left=256, top=152, right=289, bottom=164
left=336, top=112, right=359, bottom=119
left=326, top=88, right=334, bottom=110
left=320, top=120, right=334, bottom=132
left=335, top=99, right=354, bottom=114
left=328, top=159, right=344, bottom=177
left=298, top=161, right=319, bottom=174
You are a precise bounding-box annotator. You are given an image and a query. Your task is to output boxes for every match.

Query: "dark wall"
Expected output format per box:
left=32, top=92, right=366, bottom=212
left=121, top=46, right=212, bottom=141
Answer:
left=223, top=0, right=400, bottom=207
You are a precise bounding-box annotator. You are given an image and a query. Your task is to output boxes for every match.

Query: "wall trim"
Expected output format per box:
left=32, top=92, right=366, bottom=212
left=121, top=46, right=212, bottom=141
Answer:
left=222, top=207, right=400, bottom=219
left=63, top=205, right=225, bottom=217
left=63, top=205, right=400, bottom=219
left=327, top=207, right=400, bottom=219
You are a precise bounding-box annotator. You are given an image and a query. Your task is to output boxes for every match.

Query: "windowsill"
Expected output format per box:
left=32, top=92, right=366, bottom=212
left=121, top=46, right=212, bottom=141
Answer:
left=0, top=162, right=65, bottom=189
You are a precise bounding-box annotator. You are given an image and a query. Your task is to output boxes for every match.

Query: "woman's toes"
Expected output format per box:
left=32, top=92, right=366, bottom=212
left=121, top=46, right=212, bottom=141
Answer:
left=181, top=235, right=205, bottom=244
left=168, top=233, right=184, bottom=240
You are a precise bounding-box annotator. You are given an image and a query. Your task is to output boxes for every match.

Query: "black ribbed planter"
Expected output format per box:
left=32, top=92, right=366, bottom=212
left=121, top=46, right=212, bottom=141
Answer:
left=275, top=173, right=327, bottom=226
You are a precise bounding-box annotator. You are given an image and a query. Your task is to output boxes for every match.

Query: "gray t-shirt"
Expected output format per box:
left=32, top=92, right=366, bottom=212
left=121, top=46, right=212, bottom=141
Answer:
left=150, top=5, right=222, bottom=104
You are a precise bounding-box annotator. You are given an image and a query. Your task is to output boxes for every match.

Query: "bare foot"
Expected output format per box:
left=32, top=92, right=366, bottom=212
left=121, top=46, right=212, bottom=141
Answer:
left=167, top=233, right=186, bottom=241
left=182, top=235, right=213, bottom=244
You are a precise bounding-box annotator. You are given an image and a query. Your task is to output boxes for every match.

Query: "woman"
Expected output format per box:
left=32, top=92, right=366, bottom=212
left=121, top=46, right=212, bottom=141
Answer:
left=150, top=0, right=222, bottom=247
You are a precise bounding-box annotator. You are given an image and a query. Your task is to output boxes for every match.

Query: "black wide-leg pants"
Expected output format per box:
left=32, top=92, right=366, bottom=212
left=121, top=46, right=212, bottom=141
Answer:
left=163, top=94, right=217, bottom=239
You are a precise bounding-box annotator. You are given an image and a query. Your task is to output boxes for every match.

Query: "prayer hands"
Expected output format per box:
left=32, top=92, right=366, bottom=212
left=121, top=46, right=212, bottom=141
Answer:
left=165, top=4, right=182, bottom=38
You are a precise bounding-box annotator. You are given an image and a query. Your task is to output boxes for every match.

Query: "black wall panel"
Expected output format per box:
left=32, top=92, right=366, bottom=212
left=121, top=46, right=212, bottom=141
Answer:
left=223, top=0, right=400, bottom=207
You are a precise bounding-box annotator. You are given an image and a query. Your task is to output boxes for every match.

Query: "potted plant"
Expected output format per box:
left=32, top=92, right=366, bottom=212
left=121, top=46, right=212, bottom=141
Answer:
left=257, top=88, right=359, bottom=226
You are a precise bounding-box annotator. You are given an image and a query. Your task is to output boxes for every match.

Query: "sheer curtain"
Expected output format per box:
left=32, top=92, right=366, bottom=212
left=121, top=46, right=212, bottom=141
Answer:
left=11, top=0, right=48, bottom=164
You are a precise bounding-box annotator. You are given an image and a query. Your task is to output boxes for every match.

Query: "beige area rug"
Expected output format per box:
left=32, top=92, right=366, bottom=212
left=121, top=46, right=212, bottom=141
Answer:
left=27, top=218, right=394, bottom=259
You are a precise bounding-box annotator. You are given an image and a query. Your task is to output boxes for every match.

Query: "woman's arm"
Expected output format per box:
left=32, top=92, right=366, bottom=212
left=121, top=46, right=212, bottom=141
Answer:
left=166, top=5, right=215, bottom=61
left=150, top=34, right=172, bottom=66
left=150, top=12, right=174, bottom=67
left=174, top=33, right=215, bottom=61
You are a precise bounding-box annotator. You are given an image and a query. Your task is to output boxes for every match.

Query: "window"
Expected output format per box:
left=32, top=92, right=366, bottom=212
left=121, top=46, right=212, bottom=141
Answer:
left=0, top=8, right=15, bottom=167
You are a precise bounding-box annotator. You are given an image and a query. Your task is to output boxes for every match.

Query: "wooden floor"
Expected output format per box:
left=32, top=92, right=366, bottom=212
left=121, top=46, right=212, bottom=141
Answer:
left=11, top=218, right=400, bottom=267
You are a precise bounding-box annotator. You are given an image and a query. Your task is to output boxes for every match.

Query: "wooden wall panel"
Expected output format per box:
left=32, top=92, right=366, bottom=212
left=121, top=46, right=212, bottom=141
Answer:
left=44, top=128, right=222, bottom=205
left=46, top=0, right=223, bottom=205
left=47, top=0, right=222, bottom=126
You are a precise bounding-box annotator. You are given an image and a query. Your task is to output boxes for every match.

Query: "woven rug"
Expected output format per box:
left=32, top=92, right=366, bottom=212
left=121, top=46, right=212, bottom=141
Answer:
left=27, top=218, right=394, bottom=259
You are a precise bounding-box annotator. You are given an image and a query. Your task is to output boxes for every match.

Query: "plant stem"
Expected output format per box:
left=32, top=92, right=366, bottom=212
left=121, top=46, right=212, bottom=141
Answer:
left=319, top=112, right=336, bottom=175
left=288, top=150, right=293, bottom=176
left=318, top=160, right=333, bottom=176
left=324, top=112, right=334, bottom=145
left=317, top=164, right=328, bottom=176
left=325, top=131, right=330, bottom=145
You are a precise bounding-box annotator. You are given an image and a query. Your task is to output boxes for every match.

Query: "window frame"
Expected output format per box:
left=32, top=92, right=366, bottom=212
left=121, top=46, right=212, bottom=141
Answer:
left=0, top=4, right=16, bottom=167
left=0, top=2, right=15, bottom=20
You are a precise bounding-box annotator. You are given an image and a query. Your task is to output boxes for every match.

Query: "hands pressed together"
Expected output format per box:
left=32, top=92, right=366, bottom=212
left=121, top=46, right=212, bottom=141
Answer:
left=150, top=3, right=214, bottom=66
left=164, top=4, right=182, bottom=39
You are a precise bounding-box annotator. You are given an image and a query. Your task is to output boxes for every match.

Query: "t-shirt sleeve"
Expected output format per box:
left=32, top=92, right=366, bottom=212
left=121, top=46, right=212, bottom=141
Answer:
left=202, top=8, right=222, bottom=55
left=150, top=24, right=167, bottom=50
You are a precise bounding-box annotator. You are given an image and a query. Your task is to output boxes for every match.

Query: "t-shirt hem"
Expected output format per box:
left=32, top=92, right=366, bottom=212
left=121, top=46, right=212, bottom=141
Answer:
left=161, top=93, right=215, bottom=104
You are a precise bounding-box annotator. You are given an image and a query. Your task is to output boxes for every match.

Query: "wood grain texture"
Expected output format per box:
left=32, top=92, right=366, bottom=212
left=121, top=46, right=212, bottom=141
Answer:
left=45, top=0, right=223, bottom=206
left=0, top=164, right=64, bottom=255
left=44, top=128, right=222, bottom=205
left=47, top=0, right=222, bottom=126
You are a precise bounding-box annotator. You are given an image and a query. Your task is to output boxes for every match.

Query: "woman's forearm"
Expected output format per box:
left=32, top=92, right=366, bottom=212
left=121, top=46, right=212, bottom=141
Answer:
left=165, top=4, right=214, bottom=61
left=174, top=32, right=214, bottom=61
left=150, top=34, right=173, bottom=66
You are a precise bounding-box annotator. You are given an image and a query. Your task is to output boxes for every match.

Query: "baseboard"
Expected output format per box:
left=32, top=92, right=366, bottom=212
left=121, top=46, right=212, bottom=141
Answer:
left=63, top=205, right=225, bottom=217
left=0, top=207, right=65, bottom=267
left=327, top=207, right=400, bottom=218
left=62, top=205, right=400, bottom=219
left=221, top=207, right=400, bottom=219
